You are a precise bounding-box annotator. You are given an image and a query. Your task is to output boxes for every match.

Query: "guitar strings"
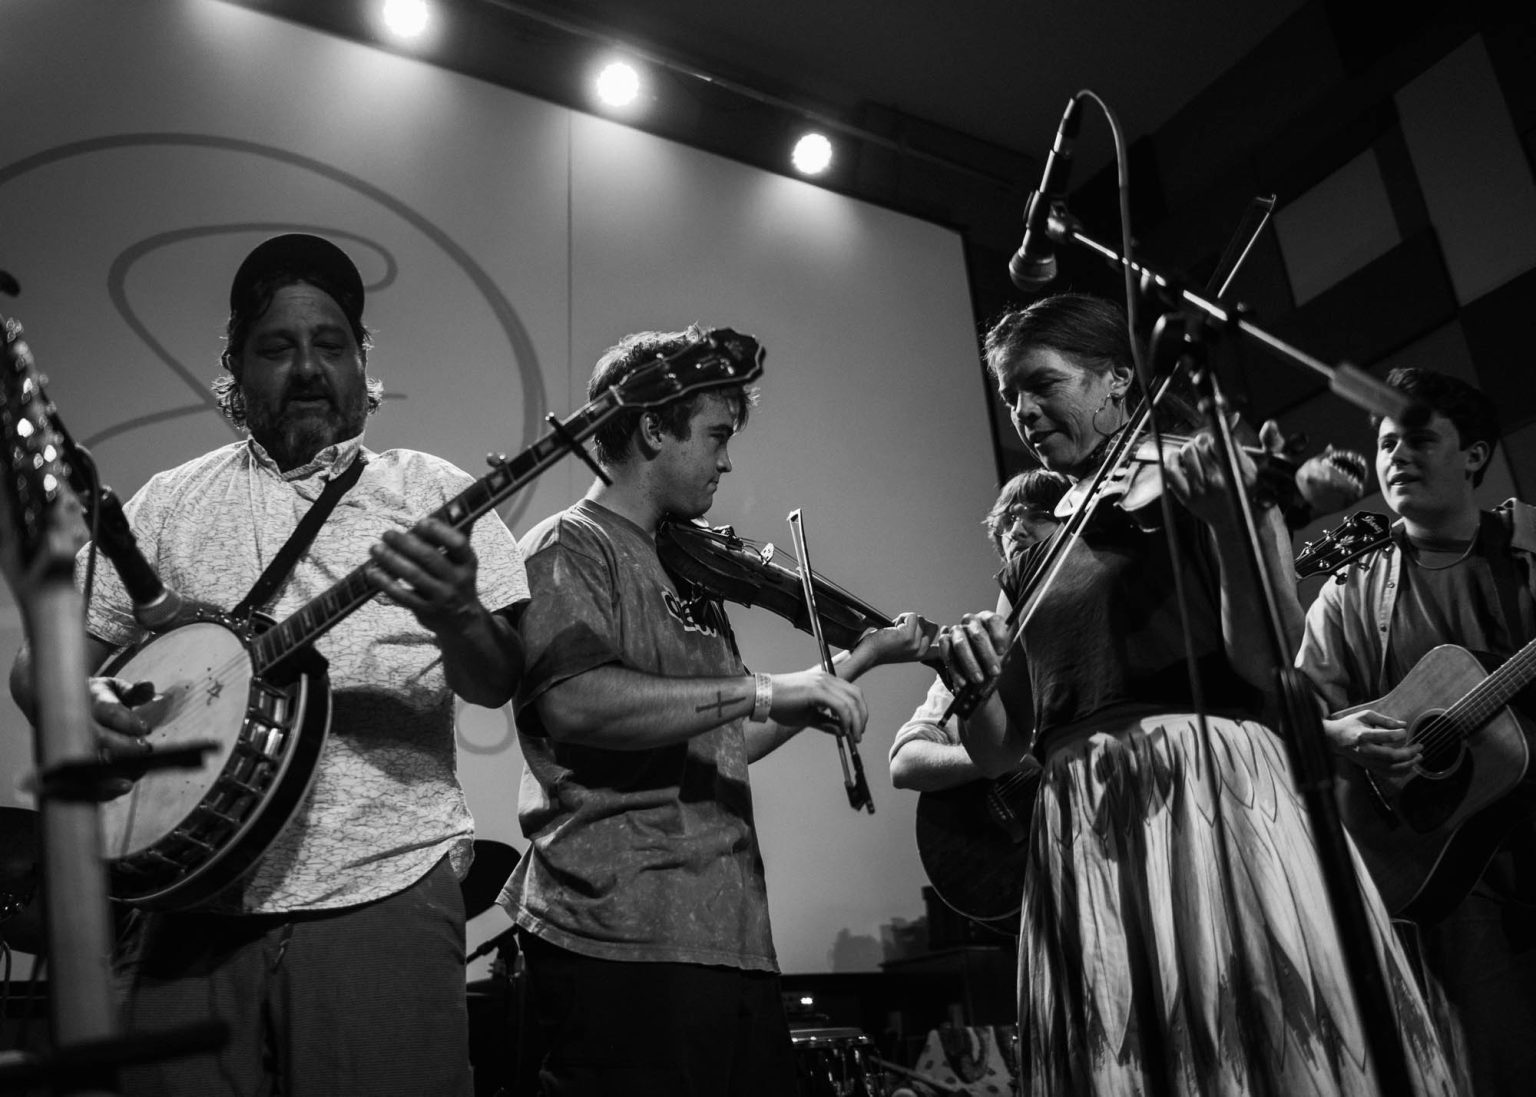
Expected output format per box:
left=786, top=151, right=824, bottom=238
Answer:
left=1399, top=643, right=1536, bottom=758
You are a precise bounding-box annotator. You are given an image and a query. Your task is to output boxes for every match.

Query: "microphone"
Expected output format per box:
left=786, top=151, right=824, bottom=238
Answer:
left=90, top=488, right=187, bottom=631
left=1009, top=94, right=1084, bottom=291
left=41, top=405, right=188, bottom=632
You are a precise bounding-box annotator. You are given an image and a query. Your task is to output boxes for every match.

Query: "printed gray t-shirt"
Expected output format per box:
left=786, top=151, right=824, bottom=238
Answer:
left=500, top=498, right=777, bottom=971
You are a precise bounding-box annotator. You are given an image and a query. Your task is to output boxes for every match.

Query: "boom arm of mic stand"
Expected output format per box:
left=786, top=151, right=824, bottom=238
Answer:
left=1043, top=206, right=1418, bottom=424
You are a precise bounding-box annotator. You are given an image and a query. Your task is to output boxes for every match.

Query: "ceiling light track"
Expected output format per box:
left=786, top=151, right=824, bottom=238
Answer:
left=481, top=0, right=1016, bottom=187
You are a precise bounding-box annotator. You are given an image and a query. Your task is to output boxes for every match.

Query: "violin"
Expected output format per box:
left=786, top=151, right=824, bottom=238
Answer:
left=941, top=412, right=1303, bottom=723
left=654, top=518, right=941, bottom=658
left=658, top=515, right=937, bottom=815
left=1053, top=430, right=1306, bottom=519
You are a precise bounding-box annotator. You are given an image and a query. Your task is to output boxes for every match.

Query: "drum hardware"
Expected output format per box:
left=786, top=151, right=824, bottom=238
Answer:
left=791, top=1027, right=888, bottom=1097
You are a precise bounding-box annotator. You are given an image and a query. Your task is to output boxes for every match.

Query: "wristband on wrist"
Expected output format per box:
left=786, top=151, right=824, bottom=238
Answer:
left=750, top=672, right=773, bottom=722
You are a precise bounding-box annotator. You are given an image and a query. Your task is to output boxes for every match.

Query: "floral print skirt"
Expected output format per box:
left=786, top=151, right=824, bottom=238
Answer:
left=1018, top=711, right=1464, bottom=1096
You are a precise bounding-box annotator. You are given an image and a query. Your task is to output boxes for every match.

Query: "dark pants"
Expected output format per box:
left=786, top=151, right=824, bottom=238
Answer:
left=518, top=931, right=796, bottom=1097
left=1409, top=825, right=1536, bottom=1097
left=117, top=857, right=470, bottom=1097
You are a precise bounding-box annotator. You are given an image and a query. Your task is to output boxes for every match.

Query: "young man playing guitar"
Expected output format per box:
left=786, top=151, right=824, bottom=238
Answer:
left=1296, top=366, right=1536, bottom=1096
left=10, top=233, right=529, bottom=1096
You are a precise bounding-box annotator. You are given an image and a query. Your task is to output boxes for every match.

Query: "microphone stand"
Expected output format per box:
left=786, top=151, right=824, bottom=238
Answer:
left=0, top=301, right=223, bottom=1094
left=1044, top=214, right=1416, bottom=1092
left=20, top=537, right=117, bottom=1097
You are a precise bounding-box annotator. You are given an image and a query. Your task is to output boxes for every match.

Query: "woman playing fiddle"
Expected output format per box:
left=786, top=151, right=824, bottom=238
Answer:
left=940, top=294, right=1458, bottom=1096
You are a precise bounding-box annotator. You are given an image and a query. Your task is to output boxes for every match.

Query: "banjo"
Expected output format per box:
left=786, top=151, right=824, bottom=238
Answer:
left=86, top=330, right=765, bottom=909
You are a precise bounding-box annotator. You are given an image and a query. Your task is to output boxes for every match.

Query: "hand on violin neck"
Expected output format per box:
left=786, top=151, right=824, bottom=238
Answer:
left=838, top=612, right=938, bottom=680
left=768, top=668, right=868, bottom=741
left=938, top=611, right=1010, bottom=691
left=1163, top=429, right=1259, bottom=531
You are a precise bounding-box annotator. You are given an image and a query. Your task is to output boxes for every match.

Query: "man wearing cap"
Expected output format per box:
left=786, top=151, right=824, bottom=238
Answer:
left=11, top=233, right=528, bottom=1095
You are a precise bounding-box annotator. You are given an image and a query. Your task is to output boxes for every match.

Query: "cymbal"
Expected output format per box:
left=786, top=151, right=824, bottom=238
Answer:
left=461, top=839, right=520, bottom=919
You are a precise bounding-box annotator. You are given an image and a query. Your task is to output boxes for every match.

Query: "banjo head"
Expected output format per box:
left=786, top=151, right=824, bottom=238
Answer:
left=99, top=621, right=253, bottom=858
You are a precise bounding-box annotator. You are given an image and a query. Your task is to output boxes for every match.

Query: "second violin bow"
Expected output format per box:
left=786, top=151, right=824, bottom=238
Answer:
left=787, top=509, right=874, bottom=814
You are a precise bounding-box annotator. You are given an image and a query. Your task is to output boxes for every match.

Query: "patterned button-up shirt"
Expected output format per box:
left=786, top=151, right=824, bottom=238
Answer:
left=81, top=433, right=528, bottom=913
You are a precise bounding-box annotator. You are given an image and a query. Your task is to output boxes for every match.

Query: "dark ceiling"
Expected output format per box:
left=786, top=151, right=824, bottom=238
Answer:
left=502, top=0, right=1313, bottom=175
left=236, top=0, right=1312, bottom=235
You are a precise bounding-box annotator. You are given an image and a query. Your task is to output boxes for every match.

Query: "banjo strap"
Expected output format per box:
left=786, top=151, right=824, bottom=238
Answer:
left=232, top=455, right=367, bottom=620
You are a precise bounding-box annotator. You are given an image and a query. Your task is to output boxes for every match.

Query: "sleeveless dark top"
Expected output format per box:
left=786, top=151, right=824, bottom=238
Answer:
left=1002, top=504, right=1263, bottom=755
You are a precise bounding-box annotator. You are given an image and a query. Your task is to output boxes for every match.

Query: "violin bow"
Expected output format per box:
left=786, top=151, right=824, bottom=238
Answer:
left=787, top=509, right=875, bottom=814
left=1208, top=194, right=1275, bottom=299
left=942, top=194, right=1282, bottom=723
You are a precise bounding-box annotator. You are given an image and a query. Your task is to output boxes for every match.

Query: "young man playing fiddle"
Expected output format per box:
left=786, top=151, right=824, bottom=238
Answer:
left=500, top=324, right=926, bottom=1096
left=1295, top=366, right=1536, bottom=1096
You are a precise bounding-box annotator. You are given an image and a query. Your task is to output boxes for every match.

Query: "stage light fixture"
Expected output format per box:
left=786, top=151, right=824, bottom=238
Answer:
left=596, top=60, right=642, bottom=109
left=380, top=0, right=430, bottom=40
left=791, top=132, right=833, bottom=176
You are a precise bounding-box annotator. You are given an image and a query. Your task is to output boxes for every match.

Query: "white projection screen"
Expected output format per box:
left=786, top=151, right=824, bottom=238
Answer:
left=0, top=0, right=1002, bottom=975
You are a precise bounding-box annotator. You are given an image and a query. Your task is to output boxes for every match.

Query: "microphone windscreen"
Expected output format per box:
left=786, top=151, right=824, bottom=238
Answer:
left=1009, top=251, right=1057, bottom=292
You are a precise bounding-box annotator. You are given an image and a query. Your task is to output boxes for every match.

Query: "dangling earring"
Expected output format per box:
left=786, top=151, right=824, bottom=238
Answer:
left=1090, top=387, right=1125, bottom=435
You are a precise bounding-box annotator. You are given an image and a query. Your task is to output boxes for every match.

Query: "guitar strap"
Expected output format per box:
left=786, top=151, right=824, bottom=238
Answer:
left=1483, top=510, right=1536, bottom=650
left=231, top=455, right=368, bottom=620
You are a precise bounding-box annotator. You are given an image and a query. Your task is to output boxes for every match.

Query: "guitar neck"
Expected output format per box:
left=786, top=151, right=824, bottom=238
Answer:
left=1451, top=637, right=1536, bottom=730
left=253, top=392, right=620, bottom=671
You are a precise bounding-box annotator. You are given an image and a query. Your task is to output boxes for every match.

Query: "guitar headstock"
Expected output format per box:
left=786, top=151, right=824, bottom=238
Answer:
left=1295, top=510, right=1393, bottom=581
left=0, top=317, right=74, bottom=591
left=609, top=328, right=764, bottom=408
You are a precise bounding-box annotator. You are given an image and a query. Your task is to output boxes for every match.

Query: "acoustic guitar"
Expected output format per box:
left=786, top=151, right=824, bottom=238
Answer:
left=1299, top=512, right=1536, bottom=920
left=1294, top=510, right=1391, bottom=582
left=914, top=758, right=1041, bottom=925
left=1332, top=641, right=1536, bottom=922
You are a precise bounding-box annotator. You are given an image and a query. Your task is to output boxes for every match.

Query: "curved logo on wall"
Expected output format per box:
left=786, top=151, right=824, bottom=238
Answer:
left=0, top=133, right=546, bottom=530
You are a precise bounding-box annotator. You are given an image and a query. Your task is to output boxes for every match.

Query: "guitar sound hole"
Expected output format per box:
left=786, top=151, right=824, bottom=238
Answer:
left=1414, top=709, right=1463, bottom=779
left=1401, top=709, right=1473, bottom=834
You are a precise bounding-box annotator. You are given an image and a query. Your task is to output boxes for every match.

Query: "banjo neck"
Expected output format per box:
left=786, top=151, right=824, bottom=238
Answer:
left=247, top=326, right=766, bottom=673
left=251, top=393, right=620, bottom=673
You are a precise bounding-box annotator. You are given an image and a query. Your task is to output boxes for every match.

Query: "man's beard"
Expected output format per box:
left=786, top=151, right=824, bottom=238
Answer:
left=247, top=395, right=365, bottom=471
